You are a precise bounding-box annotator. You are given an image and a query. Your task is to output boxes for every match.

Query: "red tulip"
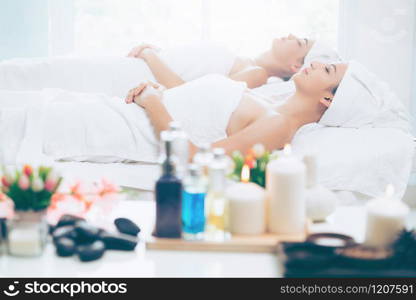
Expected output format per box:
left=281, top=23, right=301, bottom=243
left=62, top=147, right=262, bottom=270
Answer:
left=244, top=155, right=256, bottom=169
left=23, top=164, right=33, bottom=177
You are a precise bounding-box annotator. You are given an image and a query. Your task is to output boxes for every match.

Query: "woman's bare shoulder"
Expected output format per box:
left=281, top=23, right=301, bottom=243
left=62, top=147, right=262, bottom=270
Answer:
left=229, top=56, right=256, bottom=74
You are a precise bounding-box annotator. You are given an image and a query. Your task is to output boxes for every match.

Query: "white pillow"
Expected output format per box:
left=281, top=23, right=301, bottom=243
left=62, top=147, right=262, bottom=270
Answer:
left=291, top=124, right=414, bottom=199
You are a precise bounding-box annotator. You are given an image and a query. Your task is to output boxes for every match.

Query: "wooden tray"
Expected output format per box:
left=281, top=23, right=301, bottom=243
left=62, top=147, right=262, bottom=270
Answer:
left=146, top=222, right=310, bottom=253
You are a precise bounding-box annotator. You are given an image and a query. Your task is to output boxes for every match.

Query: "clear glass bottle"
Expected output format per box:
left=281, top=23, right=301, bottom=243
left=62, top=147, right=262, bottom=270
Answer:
left=168, top=121, right=189, bottom=179
left=192, top=143, right=213, bottom=180
left=205, top=148, right=230, bottom=241
left=182, top=164, right=207, bottom=240
left=154, top=131, right=183, bottom=238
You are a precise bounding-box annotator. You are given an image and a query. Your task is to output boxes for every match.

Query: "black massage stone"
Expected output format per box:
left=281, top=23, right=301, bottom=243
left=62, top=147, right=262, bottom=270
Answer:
left=48, top=224, right=55, bottom=235
left=100, top=232, right=138, bottom=251
left=74, top=222, right=101, bottom=244
left=77, top=240, right=106, bottom=262
left=56, top=214, right=85, bottom=228
left=114, top=218, right=141, bottom=236
left=55, top=237, right=76, bottom=257
left=52, top=225, right=77, bottom=243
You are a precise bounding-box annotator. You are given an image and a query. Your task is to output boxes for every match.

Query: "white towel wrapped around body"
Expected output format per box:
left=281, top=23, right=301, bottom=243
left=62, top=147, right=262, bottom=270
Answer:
left=0, top=42, right=236, bottom=97
left=0, top=75, right=245, bottom=165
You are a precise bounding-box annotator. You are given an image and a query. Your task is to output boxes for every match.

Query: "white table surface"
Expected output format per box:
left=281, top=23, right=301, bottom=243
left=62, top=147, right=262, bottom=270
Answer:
left=0, top=200, right=415, bottom=278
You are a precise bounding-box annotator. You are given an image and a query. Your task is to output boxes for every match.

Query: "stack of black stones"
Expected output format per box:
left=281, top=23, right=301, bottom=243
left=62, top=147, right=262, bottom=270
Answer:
left=50, top=215, right=141, bottom=262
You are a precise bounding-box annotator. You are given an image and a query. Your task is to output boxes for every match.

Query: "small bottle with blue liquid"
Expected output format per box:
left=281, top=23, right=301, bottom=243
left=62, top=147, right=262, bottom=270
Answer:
left=182, top=164, right=207, bottom=240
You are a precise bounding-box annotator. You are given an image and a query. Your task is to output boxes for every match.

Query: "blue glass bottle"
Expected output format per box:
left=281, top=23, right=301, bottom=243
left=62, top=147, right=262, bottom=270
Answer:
left=182, top=164, right=207, bottom=240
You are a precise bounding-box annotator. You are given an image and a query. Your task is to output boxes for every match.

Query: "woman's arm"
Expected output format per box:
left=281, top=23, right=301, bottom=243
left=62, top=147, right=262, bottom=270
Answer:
left=229, top=66, right=269, bottom=89
left=128, top=44, right=185, bottom=89
left=207, top=114, right=296, bottom=157
left=140, top=49, right=185, bottom=89
left=126, top=82, right=173, bottom=137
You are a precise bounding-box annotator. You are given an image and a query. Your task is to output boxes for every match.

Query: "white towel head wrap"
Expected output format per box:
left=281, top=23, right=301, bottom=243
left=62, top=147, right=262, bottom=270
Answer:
left=303, top=40, right=341, bottom=67
left=319, top=60, right=410, bottom=133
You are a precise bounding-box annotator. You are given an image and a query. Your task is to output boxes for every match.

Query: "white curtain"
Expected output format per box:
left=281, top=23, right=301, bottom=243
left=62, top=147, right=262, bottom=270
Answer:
left=338, top=0, right=416, bottom=133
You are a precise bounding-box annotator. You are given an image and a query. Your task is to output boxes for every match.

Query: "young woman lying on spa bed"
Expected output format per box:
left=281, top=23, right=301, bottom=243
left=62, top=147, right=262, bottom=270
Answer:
left=125, top=61, right=347, bottom=158
left=128, top=34, right=315, bottom=88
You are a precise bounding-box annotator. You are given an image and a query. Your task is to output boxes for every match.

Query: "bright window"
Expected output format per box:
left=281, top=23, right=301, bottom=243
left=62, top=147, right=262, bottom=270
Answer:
left=73, top=0, right=339, bottom=56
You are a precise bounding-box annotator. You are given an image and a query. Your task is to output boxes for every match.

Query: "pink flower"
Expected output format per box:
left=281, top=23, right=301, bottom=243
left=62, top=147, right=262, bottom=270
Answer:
left=1, top=176, right=10, bottom=187
left=44, top=179, right=57, bottom=192
left=2, top=168, right=16, bottom=186
left=0, top=192, right=7, bottom=202
left=18, top=174, right=30, bottom=190
left=44, top=170, right=61, bottom=192
left=98, top=178, right=120, bottom=196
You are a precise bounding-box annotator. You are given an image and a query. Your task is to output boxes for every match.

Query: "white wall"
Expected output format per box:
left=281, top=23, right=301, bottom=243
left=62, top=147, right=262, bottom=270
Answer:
left=0, top=0, right=49, bottom=60
left=48, top=0, right=74, bottom=56
left=338, top=0, right=416, bottom=118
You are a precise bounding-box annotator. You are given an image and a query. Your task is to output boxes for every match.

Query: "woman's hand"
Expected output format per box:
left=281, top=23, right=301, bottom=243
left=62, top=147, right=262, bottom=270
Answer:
left=127, top=43, right=160, bottom=59
left=125, top=81, right=164, bottom=108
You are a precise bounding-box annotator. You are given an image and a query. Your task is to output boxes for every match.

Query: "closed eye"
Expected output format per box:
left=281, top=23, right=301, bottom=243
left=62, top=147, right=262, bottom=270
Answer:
left=325, top=66, right=330, bottom=74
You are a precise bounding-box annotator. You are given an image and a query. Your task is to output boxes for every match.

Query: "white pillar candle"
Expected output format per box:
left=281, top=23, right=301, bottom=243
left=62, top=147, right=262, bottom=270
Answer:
left=266, top=145, right=306, bottom=234
left=364, top=184, right=409, bottom=248
left=226, top=165, right=266, bottom=235
left=303, top=153, right=318, bottom=188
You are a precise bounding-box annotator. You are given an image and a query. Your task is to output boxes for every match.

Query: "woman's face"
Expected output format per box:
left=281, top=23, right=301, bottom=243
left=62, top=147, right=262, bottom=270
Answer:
left=293, top=61, right=348, bottom=102
left=271, top=34, right=314, bottom=77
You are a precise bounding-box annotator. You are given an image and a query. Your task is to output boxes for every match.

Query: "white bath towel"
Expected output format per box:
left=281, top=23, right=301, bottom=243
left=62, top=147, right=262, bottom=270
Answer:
left=319, top=60, right=411, bottom=133
left=0, top=42, right=236, bottom=97
left=0, top=75, right=245, bottom=165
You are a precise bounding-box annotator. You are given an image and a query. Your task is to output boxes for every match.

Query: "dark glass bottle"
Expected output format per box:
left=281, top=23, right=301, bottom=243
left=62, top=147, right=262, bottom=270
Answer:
left=154, top=131, right=183, bottom=238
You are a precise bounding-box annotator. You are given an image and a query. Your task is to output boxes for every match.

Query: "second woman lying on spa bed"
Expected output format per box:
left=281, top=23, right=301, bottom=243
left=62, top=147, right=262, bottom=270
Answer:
left=128, top=34, right=315, bottom=88
left=125, top=61, right=347, bottom=157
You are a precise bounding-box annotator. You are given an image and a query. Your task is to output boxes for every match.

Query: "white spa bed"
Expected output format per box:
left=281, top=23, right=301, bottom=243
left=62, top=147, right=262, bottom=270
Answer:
left=52, top=160, right=373, bottom=205
left=54, top=161, right=160, bottom=191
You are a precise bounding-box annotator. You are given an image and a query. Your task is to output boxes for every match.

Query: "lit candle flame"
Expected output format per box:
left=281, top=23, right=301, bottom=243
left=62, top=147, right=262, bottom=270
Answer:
left=241, top=164, right=250, bottom=183
left=385, top=184, right=395, bottom=199
left=283, top=144, right=291, bottom=156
